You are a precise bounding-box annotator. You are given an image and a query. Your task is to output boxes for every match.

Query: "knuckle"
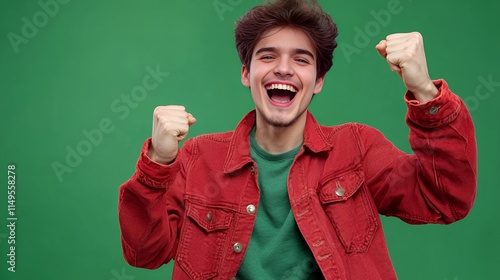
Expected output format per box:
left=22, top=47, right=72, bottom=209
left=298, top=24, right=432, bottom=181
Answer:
left=412, top=32, right=422, bottom=41
left=159, top=116, right=173, bottom=127
left=169, top=105, right=185, bottom=111
left=153, top=106, right=162, bottom=115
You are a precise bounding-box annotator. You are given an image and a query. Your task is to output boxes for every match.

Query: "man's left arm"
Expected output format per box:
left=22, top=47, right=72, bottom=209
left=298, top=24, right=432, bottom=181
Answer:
left=366, top=32, right=478, bottom=223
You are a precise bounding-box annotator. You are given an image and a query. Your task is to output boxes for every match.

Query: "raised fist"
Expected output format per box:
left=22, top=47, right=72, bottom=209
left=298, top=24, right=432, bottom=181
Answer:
left=376, top=32, right=438, bottom=102
left=147, top=105, right=196, bottom=164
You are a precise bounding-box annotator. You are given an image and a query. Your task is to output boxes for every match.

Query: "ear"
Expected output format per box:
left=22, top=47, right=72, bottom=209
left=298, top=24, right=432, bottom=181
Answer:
left=313, top=75, right=325, bottom=94
left=241, top=65, right=250, bottom=87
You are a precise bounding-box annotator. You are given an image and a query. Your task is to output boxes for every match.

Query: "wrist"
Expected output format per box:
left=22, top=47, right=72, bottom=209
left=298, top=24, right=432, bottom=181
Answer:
left=147, top=146, right=175, bottom=165
left=411, top=80, right=438, bottom=103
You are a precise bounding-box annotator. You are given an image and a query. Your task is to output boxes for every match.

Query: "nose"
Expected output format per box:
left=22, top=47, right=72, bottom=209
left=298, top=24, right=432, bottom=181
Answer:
left=273, top=57, right=294, bottom=77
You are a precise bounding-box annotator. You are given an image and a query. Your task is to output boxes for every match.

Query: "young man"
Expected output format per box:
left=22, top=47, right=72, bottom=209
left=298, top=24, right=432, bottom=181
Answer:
left=118, top=0, right=477, bottom=279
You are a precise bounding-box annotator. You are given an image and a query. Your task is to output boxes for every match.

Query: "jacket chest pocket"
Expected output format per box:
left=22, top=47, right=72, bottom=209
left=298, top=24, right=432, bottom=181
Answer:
left=177, top=199, right=233, bottom=279
left=318, top=170, right=378, bottom=253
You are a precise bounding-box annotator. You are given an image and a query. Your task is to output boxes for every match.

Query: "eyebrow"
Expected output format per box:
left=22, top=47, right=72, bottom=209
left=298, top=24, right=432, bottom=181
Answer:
left=255, top=47, right=315, bottom=60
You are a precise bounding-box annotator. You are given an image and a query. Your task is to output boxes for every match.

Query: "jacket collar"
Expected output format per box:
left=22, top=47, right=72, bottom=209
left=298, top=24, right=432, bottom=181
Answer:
left=223, top=110, right=333, bottom=174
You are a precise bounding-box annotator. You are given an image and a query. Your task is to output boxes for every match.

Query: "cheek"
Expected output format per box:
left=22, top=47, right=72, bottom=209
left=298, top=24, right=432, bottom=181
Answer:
left=250, top=73, right=262, bottom=87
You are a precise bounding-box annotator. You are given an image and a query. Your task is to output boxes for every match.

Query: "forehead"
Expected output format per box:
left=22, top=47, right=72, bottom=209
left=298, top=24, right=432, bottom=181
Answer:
left=253, top=26, right=316, bottom=56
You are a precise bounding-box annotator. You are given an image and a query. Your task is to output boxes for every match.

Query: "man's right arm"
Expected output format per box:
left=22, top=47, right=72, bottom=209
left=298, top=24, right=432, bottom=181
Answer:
left=118, top=105, right=196, bottom=269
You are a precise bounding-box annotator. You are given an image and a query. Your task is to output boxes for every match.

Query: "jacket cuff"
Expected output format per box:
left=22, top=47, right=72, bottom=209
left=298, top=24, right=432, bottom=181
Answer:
left=134, top=138, right=180, bottom=188
left=405, top=79, right=461, bottom=128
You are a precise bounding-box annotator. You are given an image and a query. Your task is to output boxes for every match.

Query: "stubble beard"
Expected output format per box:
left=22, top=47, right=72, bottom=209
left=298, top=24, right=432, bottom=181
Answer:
left=258, top=105, right=309, bottom=128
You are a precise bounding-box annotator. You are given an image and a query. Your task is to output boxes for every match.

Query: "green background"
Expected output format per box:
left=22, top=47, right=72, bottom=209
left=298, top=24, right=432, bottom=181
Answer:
left=1, top=0, right=499, bottom=279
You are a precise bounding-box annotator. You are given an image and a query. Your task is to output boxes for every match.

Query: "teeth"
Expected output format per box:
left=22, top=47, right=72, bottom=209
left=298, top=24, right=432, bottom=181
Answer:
left=265, top=83, right=297, bottom=92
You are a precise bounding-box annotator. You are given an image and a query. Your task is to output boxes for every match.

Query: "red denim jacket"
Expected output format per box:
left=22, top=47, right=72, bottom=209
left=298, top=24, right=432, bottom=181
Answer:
left=118, top=80, right=477, bottom=279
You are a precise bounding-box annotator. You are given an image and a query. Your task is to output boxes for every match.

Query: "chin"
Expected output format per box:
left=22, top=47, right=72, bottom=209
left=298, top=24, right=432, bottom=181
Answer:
left=261, top=110, right=303, bottom=128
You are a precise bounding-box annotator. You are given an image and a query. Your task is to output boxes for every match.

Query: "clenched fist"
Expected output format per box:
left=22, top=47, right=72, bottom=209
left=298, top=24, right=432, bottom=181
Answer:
left=376, top=32, right=438, bottom=103
left=147, top=105, right=196, bottom=164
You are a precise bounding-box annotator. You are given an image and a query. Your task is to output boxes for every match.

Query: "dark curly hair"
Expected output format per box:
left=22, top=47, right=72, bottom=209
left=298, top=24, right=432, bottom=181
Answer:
left=234, top=0, right=338, bottom=79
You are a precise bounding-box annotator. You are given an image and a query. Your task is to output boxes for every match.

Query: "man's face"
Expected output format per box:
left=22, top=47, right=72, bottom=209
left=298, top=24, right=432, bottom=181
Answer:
left=241, top=26, right=324, bottom=128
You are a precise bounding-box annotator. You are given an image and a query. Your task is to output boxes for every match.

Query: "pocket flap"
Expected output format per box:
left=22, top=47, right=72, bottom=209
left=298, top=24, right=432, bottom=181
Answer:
left=319, top=171, right=364, bottom=203
left=186, top=201, right=232, bottom=232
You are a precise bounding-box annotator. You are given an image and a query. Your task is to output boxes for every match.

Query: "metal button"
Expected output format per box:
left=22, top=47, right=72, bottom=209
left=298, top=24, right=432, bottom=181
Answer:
left=246, top=204, right=256, bottom=214
left=428, top=106, right=439, bottom=115
left=205, top=212, right=213, bottom=223
left=335, top=182, right=345, bottom=197
left=250, top=166, right=255, bottom=175
left=233, top=242, right=243, bottom=253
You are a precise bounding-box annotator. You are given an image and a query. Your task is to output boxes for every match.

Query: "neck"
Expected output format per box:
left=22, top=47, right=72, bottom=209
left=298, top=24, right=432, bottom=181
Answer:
left=254, top=113, right=307, bottom=154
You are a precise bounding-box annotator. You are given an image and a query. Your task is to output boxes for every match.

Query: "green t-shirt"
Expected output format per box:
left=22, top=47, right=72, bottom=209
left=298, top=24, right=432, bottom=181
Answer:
left=236, top=128, right=324, bottom=279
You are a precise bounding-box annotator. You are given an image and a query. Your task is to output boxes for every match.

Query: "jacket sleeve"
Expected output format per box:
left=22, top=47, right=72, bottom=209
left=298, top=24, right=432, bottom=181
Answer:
left=118, top=138, right=192, bottom=268
left=361, top=79, right=477, bottom=224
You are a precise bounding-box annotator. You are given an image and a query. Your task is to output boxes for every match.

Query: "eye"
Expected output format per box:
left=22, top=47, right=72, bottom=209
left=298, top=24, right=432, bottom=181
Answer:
left=295, top=58, right=309, bottom=64
left=261, top=55, right=274, bottom=60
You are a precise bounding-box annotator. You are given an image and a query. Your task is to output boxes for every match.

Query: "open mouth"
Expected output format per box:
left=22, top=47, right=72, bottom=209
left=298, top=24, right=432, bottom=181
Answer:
left=265, top=83, right=298, bottom=104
